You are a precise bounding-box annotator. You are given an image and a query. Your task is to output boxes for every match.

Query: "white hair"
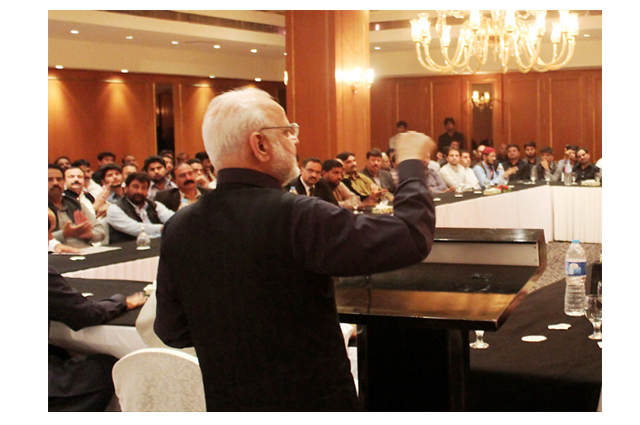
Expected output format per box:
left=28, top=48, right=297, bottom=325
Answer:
left=202, top=87, right=277, bottom=169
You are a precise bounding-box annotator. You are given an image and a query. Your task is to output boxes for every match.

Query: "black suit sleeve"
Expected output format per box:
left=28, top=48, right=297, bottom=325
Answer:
left=48, top=265, right=127, bottom=331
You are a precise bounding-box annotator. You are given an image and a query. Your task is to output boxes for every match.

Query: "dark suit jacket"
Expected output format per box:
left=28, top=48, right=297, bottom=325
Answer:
left=154, top=187, right=212, bottom=212
left=285, top=176, right=338, bottom=205
left=361, top=167, right=397, bottom=192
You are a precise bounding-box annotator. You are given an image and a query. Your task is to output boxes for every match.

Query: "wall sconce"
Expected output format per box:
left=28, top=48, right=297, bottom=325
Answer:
left=284, top=70, right=288, bottom=86
left=336, top=67, right=374, bottom=93
left=472, top=90, right=492, bottom=110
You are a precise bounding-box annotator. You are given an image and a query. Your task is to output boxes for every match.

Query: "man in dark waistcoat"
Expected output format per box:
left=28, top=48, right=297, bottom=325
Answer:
left=106, top=172, right=174, bottom=244
left=154, top=87, right=437, bottom=411
left=154, top=163, right=212, bottom=212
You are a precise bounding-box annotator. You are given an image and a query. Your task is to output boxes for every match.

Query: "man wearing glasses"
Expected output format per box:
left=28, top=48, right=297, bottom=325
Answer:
left=155, top=87, right=436, bottom=411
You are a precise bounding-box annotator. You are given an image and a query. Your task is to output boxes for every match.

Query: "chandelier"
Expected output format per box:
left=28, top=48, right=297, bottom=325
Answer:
left=410, top=10, right=579, bottom=74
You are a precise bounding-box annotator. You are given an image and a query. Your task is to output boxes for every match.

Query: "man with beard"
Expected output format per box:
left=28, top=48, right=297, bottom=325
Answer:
left=48, top=165, right=105, bottom=249
left=574, top=148, right=601, bottom=182
left=64, top=167, right=97, bottom=219
left=473, top=147, right=502, bottom=187
left=154, top=87, right=436, bottom=411
left=155, top=163, right=212, bottom=212
left=321, top=159, right=359, bottom=210
left=144, top=156, right=177, bottom=201
left=106, top=172, right=174, bottom=244
left=91, top=163, right=124, bottom=219
left=500, top=144, right=528, bottom=183
left=286, top=157, right=336, bottom=204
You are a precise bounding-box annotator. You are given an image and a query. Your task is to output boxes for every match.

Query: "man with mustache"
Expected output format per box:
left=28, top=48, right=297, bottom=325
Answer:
left=48, top=165, right=106, bottom=249
left=154, top=163, right=212, bottom=212
left=106, top=172, right=174, bottom=244
left=286, top=157, right=336, bottom=205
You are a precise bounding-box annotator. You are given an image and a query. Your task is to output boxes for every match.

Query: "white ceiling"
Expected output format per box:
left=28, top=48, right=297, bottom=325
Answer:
left=48, top=10, right=602, bottom=79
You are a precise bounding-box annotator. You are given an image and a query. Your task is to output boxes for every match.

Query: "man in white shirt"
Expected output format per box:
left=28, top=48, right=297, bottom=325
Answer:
left=106, top=172, right=174, bottom=244
left=439, top=148, right=480, bottom=191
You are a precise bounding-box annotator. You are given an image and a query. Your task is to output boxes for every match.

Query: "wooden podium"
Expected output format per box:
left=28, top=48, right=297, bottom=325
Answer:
left=335, top=228, right=546, bottom=411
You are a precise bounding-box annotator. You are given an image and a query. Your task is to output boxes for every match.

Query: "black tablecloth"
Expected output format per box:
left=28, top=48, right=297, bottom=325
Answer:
left=48, top=239, right=161, bottom=274
left=64, top=277, right=149, bottom=326
left=468, top=280, right=602, bottom=411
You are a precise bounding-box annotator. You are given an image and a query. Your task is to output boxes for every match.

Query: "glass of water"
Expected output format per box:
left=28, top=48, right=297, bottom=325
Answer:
left=470, top=330, right=489, bottom=349
left=584, top=295, right=602, bottom=340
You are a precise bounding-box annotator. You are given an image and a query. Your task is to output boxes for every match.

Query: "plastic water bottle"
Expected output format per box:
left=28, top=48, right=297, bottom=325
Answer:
left=496, top=163, right=505, bottom=184
left=289, top=186, right=298, bottom=194
left=563, top=162, right=573, bottom=186
left=564, top=240, right=587, bottom=316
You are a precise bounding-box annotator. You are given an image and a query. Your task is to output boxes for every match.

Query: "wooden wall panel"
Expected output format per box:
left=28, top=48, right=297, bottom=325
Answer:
left=175, top=84, right=216, bottom=156
left=503, top=73, right=547, bottom=148
left=370, top=78, right=394, bottom=150
left=549, top=72, right=587, bottom=153
left=429, top=77, right=464, bottom=144
left=396, top=79, right=426, bottom=134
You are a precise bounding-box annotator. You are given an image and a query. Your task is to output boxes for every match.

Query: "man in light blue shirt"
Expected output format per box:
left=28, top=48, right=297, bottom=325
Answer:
left=473, top=147, right=502, bottom=187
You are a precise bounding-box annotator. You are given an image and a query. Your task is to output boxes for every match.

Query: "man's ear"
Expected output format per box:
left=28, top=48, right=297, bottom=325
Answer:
left=249, top=131, right=271, bottom=163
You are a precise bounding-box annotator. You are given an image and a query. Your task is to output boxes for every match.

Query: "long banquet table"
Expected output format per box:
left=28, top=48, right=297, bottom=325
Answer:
left=434, top=182, right=601, bottom=243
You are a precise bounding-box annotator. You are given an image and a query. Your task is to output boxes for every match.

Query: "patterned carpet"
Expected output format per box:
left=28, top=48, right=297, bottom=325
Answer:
left=532, top=241, right=602, bottom=291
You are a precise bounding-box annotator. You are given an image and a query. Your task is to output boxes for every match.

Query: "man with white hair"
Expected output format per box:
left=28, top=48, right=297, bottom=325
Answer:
left=154, top=87, right=437, bottom=411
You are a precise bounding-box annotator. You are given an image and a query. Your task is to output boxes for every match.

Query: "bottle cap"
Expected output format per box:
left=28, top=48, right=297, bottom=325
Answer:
left=572, top=239, right=580, bottom=243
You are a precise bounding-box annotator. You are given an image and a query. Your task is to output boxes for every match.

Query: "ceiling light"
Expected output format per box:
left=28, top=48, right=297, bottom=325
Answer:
left=213, top=44, right=221, bottom=49
left=284, top=52, right=288, bottom=56
left=121, top=69, right=129, bottom=73
left=374, top=46, right=381, bottom=50
left=172, top=41, right=179, bottom=45
left=209, top=75, right=216, bottom=79
left=254, top=78, right=262, bottom=82
left=70, top=30, right=79, bottom=34
left=250, top=49, right=258, bottom=53
left=55, top=65, right=64, bottom=70
left=125, top=36, right=134, bottom=40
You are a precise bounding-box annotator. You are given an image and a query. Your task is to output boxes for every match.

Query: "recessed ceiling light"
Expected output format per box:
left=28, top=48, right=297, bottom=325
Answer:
left=172, top=41, right=179, bottom=45
left=70, top=30, right=79, bottom=34
left=209, top=75, right=216, bottom=79
left=374, top=46, right=381, bottom=50
left=284, top=52, right=287, bottom=56
left=125, top=36, right=134, bottom=40
left=55, top=65, right=64, bottom=70
left=250, top=49, right=258, bottom=53
left=254, top=78, right=262, bottom=82
left=213, top=44, right=221, bottom=49
left=584, top=34, right=591, bottom=37
left=121, top=69, right=129, bottom=73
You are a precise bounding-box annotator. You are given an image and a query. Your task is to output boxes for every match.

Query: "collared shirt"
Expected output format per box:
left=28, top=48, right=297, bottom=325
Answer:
left=424, top=167, right=449, bottom=193
left=473, top=161, right=502, bottom=187
left=106, top=199, right=174, bottom=238
left=439, top=163, right=480, bottom=190
left=149, top=178, right=178, bottom=201
left=344, top=172, right=375, bottom=198
left=332, top=181, right=360, bottom=208
left=574, top=163, right=600, bottom=182
left=178, top=189, right=203, bottom=210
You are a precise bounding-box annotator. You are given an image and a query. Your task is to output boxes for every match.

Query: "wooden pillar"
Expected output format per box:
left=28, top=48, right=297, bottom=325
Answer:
left=285, top=10, right=371, bottom=165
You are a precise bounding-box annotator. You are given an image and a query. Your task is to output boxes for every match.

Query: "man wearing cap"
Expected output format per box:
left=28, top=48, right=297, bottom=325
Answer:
left=473, top=146, right=502, bottom=187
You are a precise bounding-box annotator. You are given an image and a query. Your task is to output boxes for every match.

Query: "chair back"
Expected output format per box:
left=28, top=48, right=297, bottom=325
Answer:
left=112, top=348, right=206, bottom=411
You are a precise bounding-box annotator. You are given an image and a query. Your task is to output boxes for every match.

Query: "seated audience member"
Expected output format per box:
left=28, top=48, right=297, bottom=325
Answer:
left=439, top=148, right=480, bottom=191
left=155, top=163, right=212, bottom=212
left=121, top=154, right=138, bottom=167
left=336, top=151, right=386, bottom=205
left=423, top=149, right=453, bottom=193
left=48, top=209, right=146, bottom=412
left=91, top=152, right=116, bottom=184
left=72, top=159, right=102, bottom=200
left=186, top=158, right=210, bottom=188
left=195, top=151, right=217, bottom=187
left=557, top=144, right=579, bottom=171
left=54, top=156, right=72, bottom=172
left=360, top=148, right=396, bottom=192
left=496, top=143, right=508, bottom=163
left=121, top=163, right=138, bottom=181
left=471, top=144, right=485, bottom=168
left=48, top=165, right=106, bottom=250
left=381, top=152, right=391, bottom=171
left=144, top=156, right=177, bottom=200
left=473, top=147, right=502, bottom=187
left=522, top=140, right=542, bottom=179
left=321, top=159, right=358, bottom=210
left=287, top=157, right=337, bottom=204
left=501, top=144, right=527, bottom=182
left=161, top=154, right=174, bottom=177
left=106, top=172, right=175, bottom=243
left=388, top=120, right=408, bottom=149
left=64, top=167, right=97, bottom=218
left=92, top=164, right=124, bottom=219
left=176, top=152, right=189, bottom=166
left=536, top=147, right=561, bottom=181
left=574, top=148, right=601, bottom=182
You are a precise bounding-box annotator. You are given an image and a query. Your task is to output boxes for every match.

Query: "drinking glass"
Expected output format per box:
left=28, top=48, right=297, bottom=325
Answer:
left=544, top=169, right=551, bottom=184
left=594, top=171, right=602, bottom=184
left=571, top=172, right=577, bottom=185
left=584, top=295, right=602, bottom=340
left=470, top=330, right=489, bottom=349
left=597, top=281, right=602, bottom=302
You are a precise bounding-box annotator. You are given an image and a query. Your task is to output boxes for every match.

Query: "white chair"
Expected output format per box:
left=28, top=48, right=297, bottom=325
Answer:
left=112, top=348, right=206, bottom=411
